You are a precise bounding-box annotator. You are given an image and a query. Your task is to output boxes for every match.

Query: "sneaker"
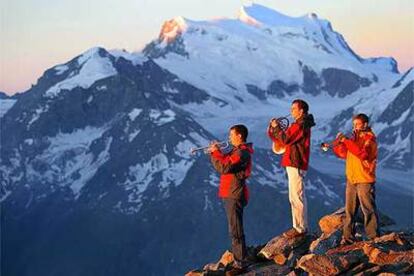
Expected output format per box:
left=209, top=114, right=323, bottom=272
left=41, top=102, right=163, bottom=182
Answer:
left=283, top=228, right=307, bottom=238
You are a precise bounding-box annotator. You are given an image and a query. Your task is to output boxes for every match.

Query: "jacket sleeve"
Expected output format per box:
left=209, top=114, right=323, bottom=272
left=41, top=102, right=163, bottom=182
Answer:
left=343, top=138, right=369, bottom=160
left=364, top=137, right=377, bottom=162
left=333, top=142, right=347, bottom=159
left=210, top=149, right=249, bottom=174
left=273, top=124, right=305, bottom=145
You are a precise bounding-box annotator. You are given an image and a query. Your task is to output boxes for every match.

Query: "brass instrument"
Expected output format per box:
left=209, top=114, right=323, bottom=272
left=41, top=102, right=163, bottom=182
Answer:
left=320, top=141, right=337, bottom=152
left=190, top=141, right=229, bottom=155
left=269, top=115, right=290, bottom=155
left=320, top=133, right=349, bottom=152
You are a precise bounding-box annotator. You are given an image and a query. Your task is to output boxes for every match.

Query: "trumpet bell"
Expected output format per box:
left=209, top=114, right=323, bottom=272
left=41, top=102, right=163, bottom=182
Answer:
left=320, top=143, right=330, bottom=152
left=272, top=141, right=286, bottom=155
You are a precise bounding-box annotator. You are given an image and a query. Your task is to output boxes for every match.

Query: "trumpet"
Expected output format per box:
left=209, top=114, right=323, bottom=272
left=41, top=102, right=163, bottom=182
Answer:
left=190, top=141, right=230, bottom=155
left=269, top=115, right=290, bottom=155
left=320, top=133, right=349, bottom=152
left=320, top=142, right=336, bottom=152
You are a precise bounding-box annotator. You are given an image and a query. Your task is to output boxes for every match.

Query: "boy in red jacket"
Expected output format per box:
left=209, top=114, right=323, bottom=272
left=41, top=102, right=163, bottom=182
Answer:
left=209, top=124, right=253, bottom=271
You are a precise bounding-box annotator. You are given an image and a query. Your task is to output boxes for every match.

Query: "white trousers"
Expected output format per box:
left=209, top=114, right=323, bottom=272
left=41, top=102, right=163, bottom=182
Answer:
left=286, top=166, right=308, bottom=233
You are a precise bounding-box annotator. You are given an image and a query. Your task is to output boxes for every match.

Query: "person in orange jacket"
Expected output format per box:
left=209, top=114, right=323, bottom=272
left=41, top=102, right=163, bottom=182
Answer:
left=332, top=113, right=379, bottom=244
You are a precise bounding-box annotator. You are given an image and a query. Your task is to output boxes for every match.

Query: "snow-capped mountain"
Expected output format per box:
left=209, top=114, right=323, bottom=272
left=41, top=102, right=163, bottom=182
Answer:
left=1, top=46, right=350, bottom=276
left=1, top=4, right=412, bottom=276
left=143, top=4, right=411, bottom=171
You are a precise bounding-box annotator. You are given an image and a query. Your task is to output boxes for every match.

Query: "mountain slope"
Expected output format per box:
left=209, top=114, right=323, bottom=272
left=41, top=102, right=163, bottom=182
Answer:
left=144, top=3, right=411, bottom=171
left=1, top=4, right=413, bottom=276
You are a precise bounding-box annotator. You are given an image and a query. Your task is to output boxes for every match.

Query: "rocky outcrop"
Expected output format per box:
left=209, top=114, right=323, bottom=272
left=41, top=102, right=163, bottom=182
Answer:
left=298, top=233, right=414, bottom=275
left=185, top=246, right=265, bottom=275
left=258, top=229, right=315, bottom=266
left=321, top=68, right=372, bottom=97
left=187, top=208, right=413, bottom=275
left=310, top=208, right=396, bottom=255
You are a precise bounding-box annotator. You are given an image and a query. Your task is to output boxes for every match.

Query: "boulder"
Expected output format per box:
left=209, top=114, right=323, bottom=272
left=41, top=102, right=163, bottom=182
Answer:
left=185, top=271, right=204, bottom=276
left=319, top=209, right=345, bottom=234
left=297, top=249, right=368, bottom=275
left=310, top=228, right=342, bottom=254
left=318, top=208, right=395, bottom=235
left=371, top=232, right=408, bottom=247
left=353, top=262, right=414, bottom=275
left=302, top=232, right=414, bottom=275
left=186, top=246, right=268, bottom=275
left=202, top=250, right=234, bottom=272
left=363, top=245, right=414, bottom=265
left=240, top=263, right=291, bottom=276
left=258, top=230, right=314, bottom=266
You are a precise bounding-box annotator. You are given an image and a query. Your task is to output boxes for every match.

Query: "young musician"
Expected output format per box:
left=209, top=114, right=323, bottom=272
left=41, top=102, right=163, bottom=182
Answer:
left=267, top=99, right=315, bottom=237
left=332, top=113, right=379, bottom=244
left=209, top=124, right=253, bottom=272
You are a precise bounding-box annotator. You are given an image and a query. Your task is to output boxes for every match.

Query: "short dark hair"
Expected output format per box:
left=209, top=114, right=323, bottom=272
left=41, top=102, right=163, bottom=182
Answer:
left=353, top=113, right=369, bottom=124
left=292, top=99, right=309, bottom=114
left=230, top=124, right=248, bottom=142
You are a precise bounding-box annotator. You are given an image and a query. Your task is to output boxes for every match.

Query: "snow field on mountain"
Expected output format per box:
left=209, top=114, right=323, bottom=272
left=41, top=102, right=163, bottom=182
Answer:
left=0, top=99, right=17, bottom=118
left=46, top=48, right=117, bottom=98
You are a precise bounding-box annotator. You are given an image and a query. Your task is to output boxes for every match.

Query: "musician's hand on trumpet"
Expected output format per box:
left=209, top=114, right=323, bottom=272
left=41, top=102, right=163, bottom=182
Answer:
left=190, top=140, right=229, bottom=155
left=320, top=132, right=348, bottom=152
left=208, top=140, right=220, bottom=154
left=336, top=132, right=346, bottom=143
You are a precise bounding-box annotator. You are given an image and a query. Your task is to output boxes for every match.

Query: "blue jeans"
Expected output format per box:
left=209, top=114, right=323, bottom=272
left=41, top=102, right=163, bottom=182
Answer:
left=343, top=182, right=379, bottom=240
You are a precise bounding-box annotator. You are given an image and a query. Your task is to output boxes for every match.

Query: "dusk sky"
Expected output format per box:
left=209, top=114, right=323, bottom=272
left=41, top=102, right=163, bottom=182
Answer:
left=1, top=0, right=413, bottom=95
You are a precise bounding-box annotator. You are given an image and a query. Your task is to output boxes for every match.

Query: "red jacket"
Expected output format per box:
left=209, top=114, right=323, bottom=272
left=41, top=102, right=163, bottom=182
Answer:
left=210, top=143, right=253, bottom=203
left=268, top=116, right=313, bottom=171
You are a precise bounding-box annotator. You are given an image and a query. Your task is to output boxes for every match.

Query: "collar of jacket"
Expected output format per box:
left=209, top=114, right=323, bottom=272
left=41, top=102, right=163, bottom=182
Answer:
left=353, top=127, right=374, bottom=139
left=234, top=142, right=254, bottom=153
left=295, top=114, right=315, bottom=128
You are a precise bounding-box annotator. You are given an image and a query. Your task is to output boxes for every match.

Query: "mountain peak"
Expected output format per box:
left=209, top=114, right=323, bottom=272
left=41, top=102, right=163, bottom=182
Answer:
left=306, top=12, right=319, bottom=20
left=45, top=46, right=117, bottom=98
left=238, top=5, right=261, bottom=27
left=239, top=3, right=301, bottom=27
left=77, top=47, right=108, bottom=65
left=0, top=91, right=10, bottom=99
left=159, top=16, right=188, bottom=43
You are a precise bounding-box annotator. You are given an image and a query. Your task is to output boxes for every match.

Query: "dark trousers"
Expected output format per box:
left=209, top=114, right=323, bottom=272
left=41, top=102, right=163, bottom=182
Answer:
left=343, top=182, right=379, bottom=240
left=223, top=198, right=246, bottom=263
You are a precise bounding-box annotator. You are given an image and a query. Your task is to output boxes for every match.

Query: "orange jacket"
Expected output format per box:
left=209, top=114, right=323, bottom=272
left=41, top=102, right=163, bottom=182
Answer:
left=333, top=128, right=377, bottom=184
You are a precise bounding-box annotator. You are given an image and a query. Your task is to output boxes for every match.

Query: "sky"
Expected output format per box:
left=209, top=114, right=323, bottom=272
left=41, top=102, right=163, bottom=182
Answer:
left=1, top=0, right=413, bottom=95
